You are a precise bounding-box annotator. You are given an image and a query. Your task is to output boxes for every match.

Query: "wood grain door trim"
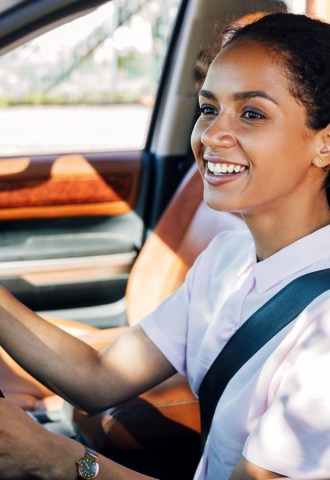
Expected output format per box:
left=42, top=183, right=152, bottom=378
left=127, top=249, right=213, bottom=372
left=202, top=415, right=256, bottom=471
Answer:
left=0, top=151, right=143, bottom=219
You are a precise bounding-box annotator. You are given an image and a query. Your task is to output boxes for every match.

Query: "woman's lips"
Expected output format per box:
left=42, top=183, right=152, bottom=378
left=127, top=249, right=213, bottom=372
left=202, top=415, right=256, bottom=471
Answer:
left=204, top=160, right=249, bottom=185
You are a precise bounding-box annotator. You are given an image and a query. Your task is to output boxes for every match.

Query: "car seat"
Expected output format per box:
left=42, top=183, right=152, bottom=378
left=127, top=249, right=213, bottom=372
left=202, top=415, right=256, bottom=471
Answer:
left=0, top=162, right=245, bottom=479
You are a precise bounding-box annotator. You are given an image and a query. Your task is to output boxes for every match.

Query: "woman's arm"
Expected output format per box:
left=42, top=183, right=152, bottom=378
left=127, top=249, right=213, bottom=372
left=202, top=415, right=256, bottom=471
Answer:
left=0, top=286, right=175, bottom=413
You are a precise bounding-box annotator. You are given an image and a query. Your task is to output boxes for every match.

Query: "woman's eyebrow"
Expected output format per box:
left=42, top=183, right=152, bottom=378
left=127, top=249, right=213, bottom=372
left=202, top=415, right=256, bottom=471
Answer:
left=198, top=89, right=278, bottom=105
left=232, top=90, right=278, bottom=105
left=198, top=89, right=217, bottom=100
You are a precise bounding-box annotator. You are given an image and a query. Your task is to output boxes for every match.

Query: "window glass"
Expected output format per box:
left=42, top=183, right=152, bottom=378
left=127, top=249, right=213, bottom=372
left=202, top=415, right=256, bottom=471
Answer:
left=0, top=0, right=180, bottom=155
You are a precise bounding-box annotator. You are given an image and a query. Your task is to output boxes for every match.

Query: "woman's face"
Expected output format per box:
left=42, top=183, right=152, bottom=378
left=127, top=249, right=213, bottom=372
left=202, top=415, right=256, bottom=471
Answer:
left=191, top=40, right=324, bottom=216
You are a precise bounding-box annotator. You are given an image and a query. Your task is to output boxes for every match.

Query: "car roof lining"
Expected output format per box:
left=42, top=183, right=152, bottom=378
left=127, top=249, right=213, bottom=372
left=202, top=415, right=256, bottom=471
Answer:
left=0, top=0, right=106, bottom=53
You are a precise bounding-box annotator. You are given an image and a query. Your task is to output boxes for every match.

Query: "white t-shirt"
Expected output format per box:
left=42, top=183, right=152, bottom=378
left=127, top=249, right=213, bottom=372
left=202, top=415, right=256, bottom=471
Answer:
left=140, top=225, right=330, bottom=480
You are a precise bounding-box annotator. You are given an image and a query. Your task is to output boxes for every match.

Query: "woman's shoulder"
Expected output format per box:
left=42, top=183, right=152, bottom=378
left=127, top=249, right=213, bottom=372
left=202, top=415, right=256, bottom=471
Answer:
left=207, top=227, right=253, bottom=252
left=192, top=227, right=254, bottom=277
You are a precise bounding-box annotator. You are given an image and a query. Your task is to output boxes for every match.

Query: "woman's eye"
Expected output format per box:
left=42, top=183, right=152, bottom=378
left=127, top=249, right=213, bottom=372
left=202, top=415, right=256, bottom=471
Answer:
left=198, top=105, right=218, bottom=116
left=242, top=110, right=265, bottom=120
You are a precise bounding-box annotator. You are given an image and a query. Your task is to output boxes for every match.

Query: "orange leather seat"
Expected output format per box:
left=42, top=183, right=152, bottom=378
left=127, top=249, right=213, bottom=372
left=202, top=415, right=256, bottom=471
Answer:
left=0, top=163, right=244, bottom=478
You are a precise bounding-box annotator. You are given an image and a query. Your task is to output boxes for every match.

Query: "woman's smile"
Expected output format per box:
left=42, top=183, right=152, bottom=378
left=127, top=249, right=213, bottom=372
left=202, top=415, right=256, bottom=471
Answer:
left=206, top=162, right=247, bottom=175
left=203, top=159, right=248, bottom=186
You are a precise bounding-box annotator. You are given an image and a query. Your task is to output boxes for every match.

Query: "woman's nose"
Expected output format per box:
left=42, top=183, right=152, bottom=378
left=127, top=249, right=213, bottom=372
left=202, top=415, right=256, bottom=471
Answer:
left=201, top=114, right=236, bottom=148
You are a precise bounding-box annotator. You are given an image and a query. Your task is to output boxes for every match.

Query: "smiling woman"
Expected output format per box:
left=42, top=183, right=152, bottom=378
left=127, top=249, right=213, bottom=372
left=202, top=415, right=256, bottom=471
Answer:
left=1, top=7, right=330, bottom=480
left=142, top=11, right=330, bottom=479
left=192, top=38, right=328, bottom=244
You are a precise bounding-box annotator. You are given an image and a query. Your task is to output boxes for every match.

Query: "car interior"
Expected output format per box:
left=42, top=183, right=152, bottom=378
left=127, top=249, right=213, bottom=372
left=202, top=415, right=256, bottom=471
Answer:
left=0, top=0, right=318, bottom=478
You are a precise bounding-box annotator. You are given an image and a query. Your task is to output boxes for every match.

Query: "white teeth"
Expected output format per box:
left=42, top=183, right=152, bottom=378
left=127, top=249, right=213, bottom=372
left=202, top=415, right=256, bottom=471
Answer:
left=207, top=161, right=247, bottom=175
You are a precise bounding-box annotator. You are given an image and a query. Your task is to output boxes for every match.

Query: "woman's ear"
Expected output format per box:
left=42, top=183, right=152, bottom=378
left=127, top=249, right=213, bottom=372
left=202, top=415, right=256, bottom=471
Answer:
left=313, top=127, right=330, bottom=168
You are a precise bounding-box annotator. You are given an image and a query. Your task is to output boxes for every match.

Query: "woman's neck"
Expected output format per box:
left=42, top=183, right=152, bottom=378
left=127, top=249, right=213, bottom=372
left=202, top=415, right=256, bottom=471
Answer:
left=242, top=198, right=330, bottom=261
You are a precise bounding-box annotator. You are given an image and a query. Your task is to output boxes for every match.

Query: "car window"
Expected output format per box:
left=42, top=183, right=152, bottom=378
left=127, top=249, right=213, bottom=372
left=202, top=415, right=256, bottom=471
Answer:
left=0, top=0, right=180, bottom=155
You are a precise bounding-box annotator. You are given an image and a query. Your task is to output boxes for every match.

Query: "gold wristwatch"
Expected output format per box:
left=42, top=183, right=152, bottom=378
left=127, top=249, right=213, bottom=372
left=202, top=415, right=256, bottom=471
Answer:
left=76, top=448, right=99, bottom=479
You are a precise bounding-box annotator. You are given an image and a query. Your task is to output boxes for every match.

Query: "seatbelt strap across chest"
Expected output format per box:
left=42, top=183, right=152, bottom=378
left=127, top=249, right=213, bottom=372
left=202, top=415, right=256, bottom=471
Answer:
left=198, top=268, right=330, bottom=451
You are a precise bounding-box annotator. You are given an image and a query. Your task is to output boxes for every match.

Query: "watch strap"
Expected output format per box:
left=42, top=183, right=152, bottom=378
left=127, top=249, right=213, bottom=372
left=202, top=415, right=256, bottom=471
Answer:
left=84, top=448, right=98, bottom=461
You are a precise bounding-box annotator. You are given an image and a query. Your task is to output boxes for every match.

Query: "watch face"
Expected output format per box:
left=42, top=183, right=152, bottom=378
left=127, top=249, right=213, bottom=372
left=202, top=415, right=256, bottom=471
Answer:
left=78, top=456, right=99, bottom=479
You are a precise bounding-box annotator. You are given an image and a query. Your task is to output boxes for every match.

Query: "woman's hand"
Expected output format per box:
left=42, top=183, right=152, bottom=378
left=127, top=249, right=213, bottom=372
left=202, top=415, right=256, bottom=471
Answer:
left=0, top=398, right=159, bottom=480
left=0, top=398, right=82, bottom=479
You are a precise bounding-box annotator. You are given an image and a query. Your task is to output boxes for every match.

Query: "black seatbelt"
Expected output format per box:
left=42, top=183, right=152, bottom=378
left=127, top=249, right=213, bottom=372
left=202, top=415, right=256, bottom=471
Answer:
left=199, top=268, right=330, bottom=451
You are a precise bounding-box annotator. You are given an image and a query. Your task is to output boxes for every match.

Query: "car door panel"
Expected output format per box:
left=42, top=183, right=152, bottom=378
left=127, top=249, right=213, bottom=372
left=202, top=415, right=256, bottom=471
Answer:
left=0, top=151, right=142, bottom=218
left=0, top=151, right=146, bottom=327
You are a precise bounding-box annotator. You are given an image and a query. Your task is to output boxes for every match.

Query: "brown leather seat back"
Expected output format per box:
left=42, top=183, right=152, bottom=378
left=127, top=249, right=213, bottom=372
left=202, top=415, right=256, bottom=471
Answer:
left=126, top=163, right=244, bottom=324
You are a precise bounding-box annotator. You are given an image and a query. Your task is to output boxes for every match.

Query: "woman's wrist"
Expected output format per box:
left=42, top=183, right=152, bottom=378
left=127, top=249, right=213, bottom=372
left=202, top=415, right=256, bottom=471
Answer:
left=33, top=432, right=86, bottom=480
